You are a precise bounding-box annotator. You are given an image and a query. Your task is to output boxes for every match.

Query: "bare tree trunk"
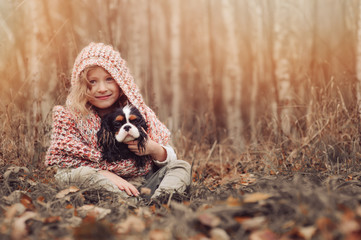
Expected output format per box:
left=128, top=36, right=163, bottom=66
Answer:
left=169, top=0, right=181, bottom=131
left=306, top=0, right=319, bottom=132
left=221, top=0, right=244, bottom=147
left=201, top=0, right=215, bottom=131
left=273, top=0, right=293, bottom=137
left=128, top=0, right=148, bottom=92
left=356, top=0, right=361, bottom=117
left=149, top=0, right=168, bottom=121
left=26, top=0, right=47, bottom=163
left=248, top=0, right=263, bottom=144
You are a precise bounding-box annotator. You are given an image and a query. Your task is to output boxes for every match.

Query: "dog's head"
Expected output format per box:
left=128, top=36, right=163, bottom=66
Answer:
left=97, top=105, right=149, bottom=164
left=99, top=104, right=148, bottom=143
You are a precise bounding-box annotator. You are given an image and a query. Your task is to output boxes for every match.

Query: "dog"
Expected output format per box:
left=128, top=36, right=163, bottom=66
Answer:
left=97, top=104, right=151, bottom=167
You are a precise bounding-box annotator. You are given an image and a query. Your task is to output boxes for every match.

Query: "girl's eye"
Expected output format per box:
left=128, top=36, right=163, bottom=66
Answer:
left=106, top=77, right=114, bottom=82
left=89, top=80, right=97, bottom=85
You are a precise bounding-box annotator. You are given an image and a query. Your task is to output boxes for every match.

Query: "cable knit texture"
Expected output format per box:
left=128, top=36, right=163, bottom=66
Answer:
left=45, top=42, right=171, bottom=177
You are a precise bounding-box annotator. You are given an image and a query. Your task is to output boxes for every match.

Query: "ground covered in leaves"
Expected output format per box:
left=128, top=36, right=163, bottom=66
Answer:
left=1, top=164, right=361, bottom=240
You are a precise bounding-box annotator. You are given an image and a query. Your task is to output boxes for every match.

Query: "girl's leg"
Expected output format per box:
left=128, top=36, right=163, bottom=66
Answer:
left=142, top=160, right=191, bottom=198
left=54, top=166, right=130, bottom=199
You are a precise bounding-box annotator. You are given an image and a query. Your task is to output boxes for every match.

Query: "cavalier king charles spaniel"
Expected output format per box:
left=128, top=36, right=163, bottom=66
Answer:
left=97, top=104, right=151, bottom=167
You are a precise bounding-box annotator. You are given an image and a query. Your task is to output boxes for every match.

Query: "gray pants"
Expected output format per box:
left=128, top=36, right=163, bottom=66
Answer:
left=54, top=160, right=191, bottom=199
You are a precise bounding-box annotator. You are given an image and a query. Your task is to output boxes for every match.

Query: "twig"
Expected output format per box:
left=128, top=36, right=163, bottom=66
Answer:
left=205, top=140, right=217, bottom=165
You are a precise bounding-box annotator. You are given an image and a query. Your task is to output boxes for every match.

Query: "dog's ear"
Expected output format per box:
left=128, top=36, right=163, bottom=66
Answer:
left=97, top=116, right=116, bottom=150
left=137, top=127, right=148, bottom=153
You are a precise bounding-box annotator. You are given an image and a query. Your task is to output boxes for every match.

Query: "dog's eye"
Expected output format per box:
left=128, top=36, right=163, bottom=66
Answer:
left=115, top=115, right=124, bottom=121
left=129, top=115, right=137, bottom=121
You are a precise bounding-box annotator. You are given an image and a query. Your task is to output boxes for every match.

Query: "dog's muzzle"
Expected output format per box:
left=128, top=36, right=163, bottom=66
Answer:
left=115, top=124, right=140, bottom=142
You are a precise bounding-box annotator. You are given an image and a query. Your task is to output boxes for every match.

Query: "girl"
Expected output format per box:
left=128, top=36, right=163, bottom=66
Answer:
left=45, top=42, right=191, bottom=200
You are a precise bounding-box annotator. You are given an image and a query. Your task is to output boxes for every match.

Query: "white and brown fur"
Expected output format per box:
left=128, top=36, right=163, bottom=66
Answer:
left=97, top=105, right=151, bottom=167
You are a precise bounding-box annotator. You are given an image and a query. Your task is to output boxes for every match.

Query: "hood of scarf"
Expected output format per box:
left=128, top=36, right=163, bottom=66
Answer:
left=71, top=42, right=171, bottom=145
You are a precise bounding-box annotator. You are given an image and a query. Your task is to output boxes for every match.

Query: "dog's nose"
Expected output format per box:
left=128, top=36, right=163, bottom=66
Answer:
left=123, top=125, right=131, bottom=132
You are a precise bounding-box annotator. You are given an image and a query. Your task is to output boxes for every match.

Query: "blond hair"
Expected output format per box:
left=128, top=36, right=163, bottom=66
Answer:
left=66, top=66, right=127, bottom=116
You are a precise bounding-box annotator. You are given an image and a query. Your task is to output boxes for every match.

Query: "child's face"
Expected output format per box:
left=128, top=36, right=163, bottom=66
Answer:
left=87, top=67, right=122, bottom=113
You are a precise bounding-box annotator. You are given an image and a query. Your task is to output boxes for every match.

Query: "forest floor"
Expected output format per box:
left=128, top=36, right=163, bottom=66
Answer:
left=1, top=162, right=361, bottom=240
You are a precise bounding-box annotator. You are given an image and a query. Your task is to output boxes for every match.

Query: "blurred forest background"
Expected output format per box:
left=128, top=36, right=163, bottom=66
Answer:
left=1, top=0, right=361, bottom=172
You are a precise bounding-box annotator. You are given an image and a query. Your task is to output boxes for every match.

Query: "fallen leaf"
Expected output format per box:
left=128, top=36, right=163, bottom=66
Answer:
left=242, top=216, right=267, bottom=231
left=240, top=173, right=257, bottom=185
left=77, top=204, right=111, bottom=220
left=5, top=203, right=26, bottom=220
left=210, top=228, right=230, bottom=240
left=11, top=211, right=38, bottom=240
left=117, top=215, right=145, bottom=234
left=226, top=196, right=242, bottom=207
left=298, top=226, right=317, bottom=240
left=20, top=193, right=35, bottom=210
left=44, top=216, right=61, bottom=224
left=26, top=178, right=37, bottom=186
left=149, top=229, right=172, bottom=240
left=243, top=192, right=272, bottom=203
left=234, top=216, right=252, bottom=224
left=198, top=212, right=221, bottom=228
left=249, top=229, right=278, bottom=240
left=340, top=220, right=360, bottom=235
left=37, top=196, right=45, bottom=202
left=65, top=204, right=74, bottom=209
left=3, top=166, right=30, bottom=180
left=3, top=190, right=27, bottom=204
left=56, top=186, right=80, bottom=199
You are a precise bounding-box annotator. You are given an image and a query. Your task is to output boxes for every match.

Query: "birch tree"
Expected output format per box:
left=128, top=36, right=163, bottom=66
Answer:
left=221, top=0, right=244, bottom=147
left=356, top=0, right=361, bottom=117
left=169, top=0, right=181, bottom=131
left=273, top=0, right=294, bottom=136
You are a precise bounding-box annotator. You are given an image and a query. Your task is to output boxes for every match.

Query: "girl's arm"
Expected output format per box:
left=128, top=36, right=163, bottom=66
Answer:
left=126, top=139, right=177, bottom=166
left=99, top=170, right=139, bottom=196
left=46, top=106, right=101, bottom=165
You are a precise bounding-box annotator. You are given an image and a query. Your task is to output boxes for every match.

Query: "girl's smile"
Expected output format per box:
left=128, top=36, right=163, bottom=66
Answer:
left=96, top=94, right=112, bottom=100
left=87, top=67, right=122, bottom=116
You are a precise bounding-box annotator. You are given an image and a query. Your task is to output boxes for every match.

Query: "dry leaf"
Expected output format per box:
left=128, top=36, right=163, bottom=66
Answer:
left=340, top=220, right=360, bottom=234
left=5, top=203, right=26, bottom=220
left=20, top=193, right=35, bottom=210
left=37, top=196, right=45, bottom=202
left=117, top=215, right=145, bottom=234
left=3, top=190, right=26, bottom=204
left=243, top=192, right=272, bottom=203
left=298, top=226, right=317, bottom=240
left=65, top=204, right=74, bottom=209
left=226, top=196, right=242, bottom=207
left=56, top=186, right=80, bottom=199
left=210, top=228, right=230, bottom=240
left=36, top=196, right=47, bottom=207
left=249, top=229, right=278, bottom=240
left=149, top=229, right=172, bottom=240
left=242, top=216, right=267, bottom=231
left=44, top=215, right=61, bottom=224
left=240, top=173, right=257, bottom=185
left=198, top=212, right=221, bottom=228
left=77, top=204, right=111, bottom=220
left=11, top=211, right=38, bottom=240
left=234, top=216, right=252, bottom=224
left=26, top=178, right=37, bottom=186
left=3, top=166, right=30, bottom=180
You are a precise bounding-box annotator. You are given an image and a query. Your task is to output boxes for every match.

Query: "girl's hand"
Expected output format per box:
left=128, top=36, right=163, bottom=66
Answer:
left=99, top=170, right=139, bottom=196
left=126, top=138, right=167, bottom=162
